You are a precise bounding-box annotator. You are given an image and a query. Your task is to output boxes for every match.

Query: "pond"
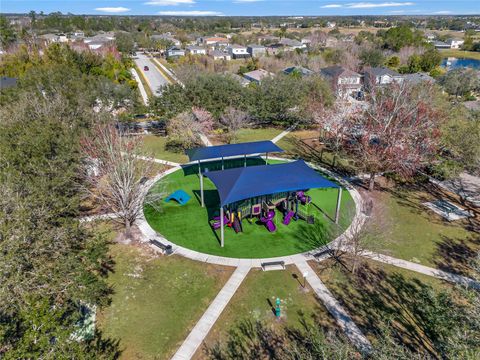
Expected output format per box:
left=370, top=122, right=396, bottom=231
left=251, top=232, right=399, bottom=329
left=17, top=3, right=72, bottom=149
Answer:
left=441, top=57, right=480, bottom=70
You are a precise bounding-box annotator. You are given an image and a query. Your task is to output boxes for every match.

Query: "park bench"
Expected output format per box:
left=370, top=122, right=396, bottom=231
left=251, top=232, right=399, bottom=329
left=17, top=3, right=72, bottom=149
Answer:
left=313, top=247, right=334, bottom=262
left=261, top=261, right=285, bottom=271
left=149, top=239, right=173, bottom=255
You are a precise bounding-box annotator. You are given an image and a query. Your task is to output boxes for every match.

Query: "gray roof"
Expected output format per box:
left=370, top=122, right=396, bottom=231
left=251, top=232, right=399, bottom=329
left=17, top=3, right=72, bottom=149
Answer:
left=247, top=44, right=265, bottom=49
left=364, top=67, right=401, bottom=77
left=283, top=66, right=314, bottom=76
left=211, top=50, right=230, bottom=57
left=402, top=73, right=435, bottom=84
left=0, top=76, right=17, bottom=90
left=279, top=38, right=303, bottom=47
left=187, top=45, right=205, bottom=51
left=320, top=66, right=360, bottom=78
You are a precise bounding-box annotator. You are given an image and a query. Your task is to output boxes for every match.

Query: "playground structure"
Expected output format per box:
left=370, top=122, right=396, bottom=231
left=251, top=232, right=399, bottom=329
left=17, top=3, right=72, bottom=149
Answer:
left=210, top=190, right=315, bottom=234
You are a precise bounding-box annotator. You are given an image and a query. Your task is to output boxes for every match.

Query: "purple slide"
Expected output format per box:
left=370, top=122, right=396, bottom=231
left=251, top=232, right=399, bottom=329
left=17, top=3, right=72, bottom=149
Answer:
left=297, top=191, right=311, bottom=205
left=212, top=215, right=229, bottom=230
left=283, top=211, right=295, bottom=225
left=260, top=210, right=277, bottom=232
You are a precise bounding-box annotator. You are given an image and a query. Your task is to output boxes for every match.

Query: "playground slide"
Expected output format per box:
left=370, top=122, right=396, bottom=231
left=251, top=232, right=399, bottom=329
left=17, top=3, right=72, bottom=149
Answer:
left=233, top=217, right=242, bottom=233
left=212, top=215, right=229, bottom=230
left=283, top=211, right=295, bottom=225
left=265, top=220, right=276, bottom=232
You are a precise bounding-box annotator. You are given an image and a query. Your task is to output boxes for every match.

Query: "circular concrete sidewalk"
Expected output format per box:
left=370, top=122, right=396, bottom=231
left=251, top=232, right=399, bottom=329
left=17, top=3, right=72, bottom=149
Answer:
left=137, top=158, right=364, bottom=268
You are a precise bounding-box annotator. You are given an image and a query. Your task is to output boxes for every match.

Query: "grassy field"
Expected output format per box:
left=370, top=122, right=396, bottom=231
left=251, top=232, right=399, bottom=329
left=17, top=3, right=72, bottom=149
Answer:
left=134, top=65, right=154, bottom=99
left=97, top=245, right=233, bottom=360
left=365, top=184, right=479, bottom=277
left=439, top=49, right=480, bottom=60
left=141, top=135, right=189, bottom=163
left=144, top=158, right=354, bottom=258
left=311, top=257, right=453, bottom=354
left=194, top=265, right=337, bottom=359
left=209, top=127, right=284, bottom=146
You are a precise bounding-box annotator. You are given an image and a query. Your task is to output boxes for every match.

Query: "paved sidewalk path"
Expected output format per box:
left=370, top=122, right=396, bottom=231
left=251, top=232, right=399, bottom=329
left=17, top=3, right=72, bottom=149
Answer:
left=357, top=250, right=480, bottom=290
left=79, top=213, right=119, bottom=223
left=133, top=154, right=181, bottom=167
left=295, top=260, right=372, bottom=353
left=130, top=68, right=149, bottom=106
left=199, top=132, right=213, bottom=147
left=271, top=124, right=296, bottom=144
left=171, top=263, right=250, bottom=360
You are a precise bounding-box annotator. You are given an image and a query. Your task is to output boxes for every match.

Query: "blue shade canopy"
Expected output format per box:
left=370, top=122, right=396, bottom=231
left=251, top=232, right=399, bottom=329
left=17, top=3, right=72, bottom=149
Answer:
left=186, top=140, right=283, bottom=162
left=204, top=160, right=339, bottom=206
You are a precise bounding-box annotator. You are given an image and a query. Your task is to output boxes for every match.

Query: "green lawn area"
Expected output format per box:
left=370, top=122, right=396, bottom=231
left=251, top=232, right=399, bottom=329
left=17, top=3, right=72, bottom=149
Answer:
left=97, top=245, right=233, bottom=360
left=209, top=127, right=284, bottom=146
left=194, top=266, right=337, bottom=359
left=439, top=49, right=480, bottom=60
left=311, top=257, right=453, bottom=354
left=367, top=186, right=479, bottom=277
left=141, top=135, right=189, bottom=163
left=144, top=159, right=354, bottom=258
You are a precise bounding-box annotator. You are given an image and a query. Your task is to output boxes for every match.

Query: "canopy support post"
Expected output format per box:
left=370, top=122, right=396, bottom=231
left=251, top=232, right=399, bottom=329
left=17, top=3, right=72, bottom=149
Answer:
left=222, top=156, right=224, bottom=170
left=220, top=207, right=224, bottom=247
left=335, top=187, right=343, bottom=224
left=198, top=160, right=204, bottom=207
left=244, top=154, right=247, bottom=168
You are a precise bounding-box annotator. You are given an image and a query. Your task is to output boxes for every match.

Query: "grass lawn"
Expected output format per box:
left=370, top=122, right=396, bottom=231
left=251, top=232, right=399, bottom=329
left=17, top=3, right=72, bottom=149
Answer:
left=209, top=127, right=284, bottom=146
left=366, top=185, right=479, bottom=277
left=97, top=245, right=233, bottom=360
left=311, top=257, right=453, bottom=355
left=144, top=159, right=354, bottom=258
left=134, top=65, right=153, bottom=99
left=194, top=266, right=337, bottom=359
left=439, top=49, right=480, bottom=60
left=141, top=135, right=189, bottom=163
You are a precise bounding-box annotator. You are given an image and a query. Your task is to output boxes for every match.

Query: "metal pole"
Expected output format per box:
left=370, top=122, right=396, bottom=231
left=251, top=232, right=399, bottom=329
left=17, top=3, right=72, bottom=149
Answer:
left=335, top=187, right=343, bottom=224
left=220, top=207, right=224, bottom=247
left=266, top=152, right=268, bottom=165
left=198, top=160, right=204, bottom=207
left=244, top=154, right=247, bottom=167
left=222, top=156, right=224, bottom=170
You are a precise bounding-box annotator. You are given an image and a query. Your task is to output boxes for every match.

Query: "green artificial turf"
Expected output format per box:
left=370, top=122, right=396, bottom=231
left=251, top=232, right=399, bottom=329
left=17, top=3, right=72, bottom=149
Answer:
left=97, top=245, right=233, bottom=360
left=141, top=135, right=189, bottom=163
left=144, top=158, right=354, bottom=258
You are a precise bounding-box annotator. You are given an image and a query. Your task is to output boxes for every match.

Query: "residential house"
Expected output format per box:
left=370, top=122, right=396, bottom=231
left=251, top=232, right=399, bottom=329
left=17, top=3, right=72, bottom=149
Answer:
left=198, top=37, right=229, bottom=48
left=257, top=34, right=280, bottom=44
left=186, top=45, right=207, bottom=55
left=266, top=43, right=285, bottom=55
left=230, top=73, right=251, bottom=87
left=227, top=44, right=250, bottom=59
left=39, top=33, right=60, bottom=44
left=301, top=38, right=312, bottom=47
left=166, top=46, right=185, bottom=58
left=243, top=69, right=274, bottom=85
left=151, top=34, right=181, bottom=47
left=210, top=50, right=231, bottom=61
left=425, top=33, right=436, bottom=42
left=247, top=44, right=266, bottom=57
left=279, top=38, right=306, bottom=50
left=283, top=66, right=314, bottom=77
left=363, top=67, right=403, bottom=90
left=434, top=39, right=465, bottom=49
left=402, top=72, right=435, bottom=85
left=326, top=21, right=336, bottom=28
left=320, top=66, right=362, bottom=98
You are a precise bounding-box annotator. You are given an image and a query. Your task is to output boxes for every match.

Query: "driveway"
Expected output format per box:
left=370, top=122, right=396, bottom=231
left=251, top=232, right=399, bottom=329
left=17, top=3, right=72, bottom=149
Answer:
left=133, top=53, right=170, bottom=96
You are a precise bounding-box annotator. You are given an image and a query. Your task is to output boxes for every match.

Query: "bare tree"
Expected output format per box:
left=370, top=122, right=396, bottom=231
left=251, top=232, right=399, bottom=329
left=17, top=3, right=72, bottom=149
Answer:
left=191, top=106, right=215, bottom=134
left=166, top=111, right=204, bottom=150
left=220, top=107, right=250, bottom=143
left=346, top=82, right=446, bottom=190
left=81, top=123, right=160, bottom=238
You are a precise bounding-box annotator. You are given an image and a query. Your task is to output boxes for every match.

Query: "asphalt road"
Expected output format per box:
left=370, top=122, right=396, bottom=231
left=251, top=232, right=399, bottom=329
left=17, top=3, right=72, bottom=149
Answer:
left=133, top=53, right=170, bottom=96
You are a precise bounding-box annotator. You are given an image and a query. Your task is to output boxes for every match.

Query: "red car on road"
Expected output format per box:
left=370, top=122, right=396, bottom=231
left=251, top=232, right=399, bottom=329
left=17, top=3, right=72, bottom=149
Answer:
left=144, top=66, right=149, bottom=71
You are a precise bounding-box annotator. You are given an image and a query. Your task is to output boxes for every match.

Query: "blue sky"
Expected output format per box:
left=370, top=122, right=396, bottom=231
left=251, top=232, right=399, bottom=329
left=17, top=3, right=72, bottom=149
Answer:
left=1, top=1, right=479, bottom=16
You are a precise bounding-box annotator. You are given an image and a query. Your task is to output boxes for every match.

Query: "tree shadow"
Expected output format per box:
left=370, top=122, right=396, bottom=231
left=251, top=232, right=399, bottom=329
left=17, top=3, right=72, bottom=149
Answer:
left=315, top=260, right=463, bottom=358
left=433, top=235, right=479, bottom=277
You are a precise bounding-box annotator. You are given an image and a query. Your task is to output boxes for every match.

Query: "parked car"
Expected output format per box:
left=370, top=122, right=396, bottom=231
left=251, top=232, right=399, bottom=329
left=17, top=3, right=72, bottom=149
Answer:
left=144, top=66, right=149, bottom=71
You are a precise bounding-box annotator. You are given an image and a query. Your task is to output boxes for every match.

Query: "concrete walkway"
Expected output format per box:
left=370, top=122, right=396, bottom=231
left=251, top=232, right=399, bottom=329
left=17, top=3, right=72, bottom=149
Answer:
left=130, top=68, right=149, bottom=106
left=133, top=154, right=180, bottom=167
left=79, top=213, right=119, bottom=223
left=358, top=250, right=480, bottom=290
left=271, top=124, right=296, bottom=144
left=198, top=132, right=213, bottom=147
left=171, top=263, right=250, bottom=360
left=295, top=260, right=372, bottom=353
